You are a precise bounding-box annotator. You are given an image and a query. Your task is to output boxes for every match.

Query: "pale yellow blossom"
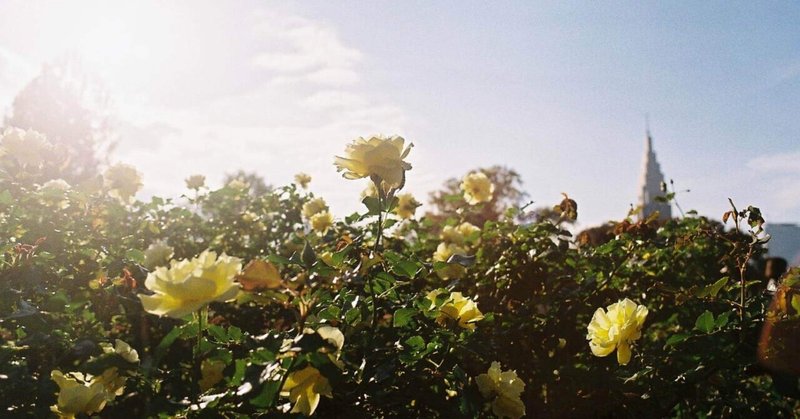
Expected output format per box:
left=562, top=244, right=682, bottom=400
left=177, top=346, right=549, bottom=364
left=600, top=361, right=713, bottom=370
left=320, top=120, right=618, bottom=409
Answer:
left=139, top=250, right=241, bottom=319
left=394, top=193, right=421, bottom=219
left=294, top=172, right=312, bottom=189
left=185, top=174, right=206, bottom=190
left=104, top=163, right=142, bottom=203
left=310, top=211, right=334, bottom=234
left=334, top=135, right=412, bottom=191
left=302, top=197, right=328, bottom=219
left=426, top=290, right=484, bottom=330
left=475, top=362, right=526, bottom=419
left=100, top=339, right=139, bottom=363
left=433, top=242, right=467, bottom=279
left=50, top=368, right=125, bottom=419
left=586, top=298, right=648, bottom=365
left=1, top=127, right=52, bottom=167
left=460, top=172, right=495, bottom=205
left=280, top=366, right=333, bottom=416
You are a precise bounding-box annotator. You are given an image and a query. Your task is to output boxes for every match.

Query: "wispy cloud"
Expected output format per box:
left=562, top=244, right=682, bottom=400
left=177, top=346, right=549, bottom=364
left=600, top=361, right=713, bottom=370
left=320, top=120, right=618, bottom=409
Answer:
left=747, top=151, right=800, bottom=174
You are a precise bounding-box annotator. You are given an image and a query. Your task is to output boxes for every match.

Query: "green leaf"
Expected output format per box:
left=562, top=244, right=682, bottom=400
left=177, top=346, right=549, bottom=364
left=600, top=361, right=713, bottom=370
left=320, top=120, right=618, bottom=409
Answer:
left=0, top=190, right=12, bottom=205
left=393, top=307, right=417, bottom=328
left=404, top=335, right=425, bottom=352
left=362, top=196, right=381, bottom=215
left=301, top=241, right=316, bottom=267
left=715, top=311, right=731, bottom=329
left=695, top=311, right=715, bottom=334
left=664, top=333, right=690, bottom=347
left=791, top=295, right=800, bottom=314
left=207, top=324, right=228, bottom=342
left=125, top=249, right=145, bottom=264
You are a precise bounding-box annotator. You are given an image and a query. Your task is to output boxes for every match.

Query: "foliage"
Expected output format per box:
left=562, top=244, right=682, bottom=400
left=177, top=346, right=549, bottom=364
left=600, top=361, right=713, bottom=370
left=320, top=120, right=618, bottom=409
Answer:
left=0, top=130, right=797, bottom=418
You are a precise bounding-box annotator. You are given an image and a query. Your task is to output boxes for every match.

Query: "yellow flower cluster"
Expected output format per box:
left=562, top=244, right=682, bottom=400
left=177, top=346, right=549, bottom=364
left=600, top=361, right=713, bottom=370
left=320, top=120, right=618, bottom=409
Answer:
left=104, top=163, right=143, bottom=204
left=432, top=222, right=480, bottom=280
left=302, top=197, right=334, bottom=234
left=460, top=171, right=495, bottom=205
left=426, top=290, right=484, bottom=330
left=294, top=172, right=312, bottom=189
left=139, top=250, right=242, bottom=319
left=280, top=366, right=333, bottom=416
left=475, top=362, right=526, bottom=419
left=586, top=298, right=649, bottom=365
left=334, top=135, right=412, bottom=192
left=50, top=368, right=126, bottom=419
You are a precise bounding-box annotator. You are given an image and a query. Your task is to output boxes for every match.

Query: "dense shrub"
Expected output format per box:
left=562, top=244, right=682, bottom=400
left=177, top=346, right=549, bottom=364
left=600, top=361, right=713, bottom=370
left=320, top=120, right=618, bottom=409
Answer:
left=0, top=130, right=797, bottom=417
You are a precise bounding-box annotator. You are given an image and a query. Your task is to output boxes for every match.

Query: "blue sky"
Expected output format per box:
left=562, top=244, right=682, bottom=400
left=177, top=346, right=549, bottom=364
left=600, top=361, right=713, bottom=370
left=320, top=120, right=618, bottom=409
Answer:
left=0, top=1, right=798, bottom=228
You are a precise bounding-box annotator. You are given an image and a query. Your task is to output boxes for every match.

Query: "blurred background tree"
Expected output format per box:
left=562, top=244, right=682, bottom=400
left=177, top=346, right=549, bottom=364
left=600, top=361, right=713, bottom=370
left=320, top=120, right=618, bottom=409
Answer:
left=3, top=55, right=114, bottom=182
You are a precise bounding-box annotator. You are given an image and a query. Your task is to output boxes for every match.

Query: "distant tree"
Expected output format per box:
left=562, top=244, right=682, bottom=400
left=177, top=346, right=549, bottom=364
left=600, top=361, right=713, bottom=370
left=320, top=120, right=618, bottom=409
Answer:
left=223, top=170, right=272, bottom=196
left=3, top=55, right=113, bottom=182
left=427, top=165, right=534, bottom=226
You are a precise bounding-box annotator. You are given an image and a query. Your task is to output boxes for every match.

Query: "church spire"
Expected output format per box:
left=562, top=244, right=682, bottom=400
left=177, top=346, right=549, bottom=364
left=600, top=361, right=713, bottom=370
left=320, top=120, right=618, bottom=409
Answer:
left=638, top=130, right=672, bottom=221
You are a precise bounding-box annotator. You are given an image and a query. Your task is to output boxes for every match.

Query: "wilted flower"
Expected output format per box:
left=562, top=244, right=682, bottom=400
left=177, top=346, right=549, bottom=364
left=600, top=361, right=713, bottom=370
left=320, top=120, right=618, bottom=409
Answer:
left=280, top=366, right=333, bottom=416
left=199, top=359, right=226, bottom=391
left=460, top=172, right=495, bottom=205
left=427, top=290, right=484, bottom=330
left=143, top=240, right=174, bottom=270
left=139, top=250, right=241, bottom=319
left=334, top=135, right=412, bottom=191
left=302, top=197, right=328, bottom=219
left=433, top=242, right=467, bottom=280
left=104, top=163, right=143, bottom=203
left=100, top=339, right=139, bottom=363
left=310, top=211, right=334, bottom=234
left=1, top=127, right=52, bottom=167
left=394, top=193, right=421, bottom=219
left=475, top=361, right=526, bottom=419
left=586, top=298, right=649, bottom=365
left=50, top=368, right=125, bottom=419
left=236, top=259, right=282, bottom=291
left=294, top=172, right=312, bottom=189
left=185, top=174, right=206, bottom=190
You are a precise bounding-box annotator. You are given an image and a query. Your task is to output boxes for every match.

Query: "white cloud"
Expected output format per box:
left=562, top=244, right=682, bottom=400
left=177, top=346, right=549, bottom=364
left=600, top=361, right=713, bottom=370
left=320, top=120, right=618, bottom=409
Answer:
left=747, top=151, right=800, bottom=174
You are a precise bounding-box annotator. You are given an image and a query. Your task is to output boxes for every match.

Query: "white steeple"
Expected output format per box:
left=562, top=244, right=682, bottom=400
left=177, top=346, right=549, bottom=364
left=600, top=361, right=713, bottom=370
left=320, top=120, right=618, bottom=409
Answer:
left=638, top=130, right=672, bottom=221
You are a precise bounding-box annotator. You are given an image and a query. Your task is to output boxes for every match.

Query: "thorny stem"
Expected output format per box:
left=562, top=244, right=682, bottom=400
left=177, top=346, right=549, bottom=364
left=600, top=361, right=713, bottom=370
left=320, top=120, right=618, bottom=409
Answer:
left=369, top=186, right=384, bottom=328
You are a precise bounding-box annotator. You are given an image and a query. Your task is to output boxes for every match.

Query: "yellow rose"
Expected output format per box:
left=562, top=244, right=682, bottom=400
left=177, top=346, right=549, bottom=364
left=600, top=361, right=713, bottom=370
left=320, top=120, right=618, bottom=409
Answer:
left=185, top=174, right=206, bottom=190
left=460, top=172, right=495, bottom=205
left=427, top=291, right=484, bottom=330
left=433, top=242, right=467, bottom=280
left=586, top=298, right=648, bottom=365
left=199, top=359, right=227, bottom=391
left=441, top=225, right=465, bottom=245
left=394, top=193, right=421, bottom=219
left=143, top=240, right=174, bottom=270
left=302, top=197, right=328, bottom=219
left=1, top=127, right=52, bottom=167
left=280, top=366, right=333, bottom=416
left=139, top=250, right=242, bottom=319
left=104, top=163, right=143, bottom=203
left=475, top=361, right=526, bottom=419
left=310, top=211, right=334, bottom=234
left=236, top=259, right=283, bottom=291
left=294, top=172, right=312, bottom=189
left=334, top=135, right=412, bottom=191
left=226, top=178, right=249, bottom=191
left=50, top=368, right=125, bottom=419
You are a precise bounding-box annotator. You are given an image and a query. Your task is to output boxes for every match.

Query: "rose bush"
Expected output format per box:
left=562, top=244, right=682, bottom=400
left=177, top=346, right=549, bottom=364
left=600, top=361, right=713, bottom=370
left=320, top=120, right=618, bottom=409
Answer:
left=0, top=129, right=797, bottom=417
